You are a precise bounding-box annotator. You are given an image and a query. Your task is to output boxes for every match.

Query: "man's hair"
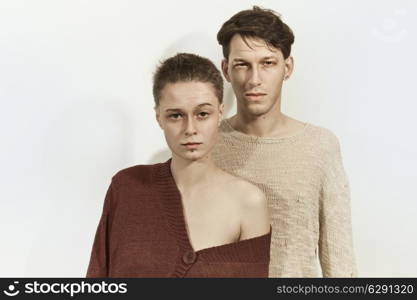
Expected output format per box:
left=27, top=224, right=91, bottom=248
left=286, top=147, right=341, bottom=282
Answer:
left=217, top=6, right=294, bottom=60
left=153, top=53, right=223, bottom=107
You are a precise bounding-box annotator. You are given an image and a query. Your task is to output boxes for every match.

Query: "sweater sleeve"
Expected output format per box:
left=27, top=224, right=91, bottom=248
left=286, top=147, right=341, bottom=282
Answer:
left=318, top=132, right=357, bottom=277
left=86, top=175, right=119, bottom=277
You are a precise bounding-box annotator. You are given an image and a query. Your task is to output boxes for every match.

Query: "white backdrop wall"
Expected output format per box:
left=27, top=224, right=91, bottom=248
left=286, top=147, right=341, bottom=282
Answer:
left=1, top=0, right=416, bottom=277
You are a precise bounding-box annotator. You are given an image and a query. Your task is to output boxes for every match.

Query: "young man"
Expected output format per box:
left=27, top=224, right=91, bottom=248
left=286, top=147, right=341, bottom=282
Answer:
left=211, top=6, right=357, bottom=277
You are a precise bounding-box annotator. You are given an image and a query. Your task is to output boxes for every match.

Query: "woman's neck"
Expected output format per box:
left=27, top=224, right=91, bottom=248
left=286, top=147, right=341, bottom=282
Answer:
left=170, top=154, right=218, bottom=193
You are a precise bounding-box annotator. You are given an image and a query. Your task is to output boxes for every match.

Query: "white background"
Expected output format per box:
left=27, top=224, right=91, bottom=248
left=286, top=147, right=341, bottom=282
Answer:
left=1, top=0, right=416, bottom=277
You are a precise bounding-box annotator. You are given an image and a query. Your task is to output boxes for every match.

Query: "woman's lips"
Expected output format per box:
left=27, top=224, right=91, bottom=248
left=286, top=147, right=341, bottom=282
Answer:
left=181, top=143, right=202, bottom=149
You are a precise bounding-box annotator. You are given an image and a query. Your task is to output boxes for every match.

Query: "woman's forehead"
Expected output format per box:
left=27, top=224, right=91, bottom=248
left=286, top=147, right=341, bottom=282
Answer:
left=159, top=81, right=218, bottom=109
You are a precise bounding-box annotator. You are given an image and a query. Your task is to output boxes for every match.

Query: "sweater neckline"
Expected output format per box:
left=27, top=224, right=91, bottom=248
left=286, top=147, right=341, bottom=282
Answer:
left=221, top=118, right=310, bottom=144
left=155, top=158, right=272, bottom=257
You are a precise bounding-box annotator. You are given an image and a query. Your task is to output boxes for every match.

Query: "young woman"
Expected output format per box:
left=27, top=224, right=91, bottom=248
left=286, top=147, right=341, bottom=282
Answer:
left=86, top=53, right=271, bottom=277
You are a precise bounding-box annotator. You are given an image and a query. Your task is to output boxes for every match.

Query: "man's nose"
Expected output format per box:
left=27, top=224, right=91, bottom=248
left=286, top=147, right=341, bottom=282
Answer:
left=247, top=67, right=262, bottom=87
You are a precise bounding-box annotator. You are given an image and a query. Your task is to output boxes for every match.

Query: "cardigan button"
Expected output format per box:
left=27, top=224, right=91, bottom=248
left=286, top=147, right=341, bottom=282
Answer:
left=182, top=250, right=197, bottom=264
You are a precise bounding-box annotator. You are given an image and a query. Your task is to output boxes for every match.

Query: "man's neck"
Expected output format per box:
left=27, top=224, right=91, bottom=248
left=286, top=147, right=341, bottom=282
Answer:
left=229, top=106, right=305, bottom=138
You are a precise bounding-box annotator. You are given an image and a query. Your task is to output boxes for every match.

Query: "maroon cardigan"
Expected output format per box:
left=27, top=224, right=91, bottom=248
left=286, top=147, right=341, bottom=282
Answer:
left=86, top=159, right=271, bottom=277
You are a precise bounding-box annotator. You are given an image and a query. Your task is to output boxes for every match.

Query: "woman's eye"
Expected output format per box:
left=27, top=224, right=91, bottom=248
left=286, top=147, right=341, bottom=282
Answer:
left=168, top=113, right=182, bottom=119
left=198, top=112, right=210, bottom=118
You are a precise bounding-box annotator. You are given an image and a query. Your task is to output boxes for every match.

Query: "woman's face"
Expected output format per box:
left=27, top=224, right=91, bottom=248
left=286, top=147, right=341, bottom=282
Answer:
left=155, top=81, right=224, bottom=162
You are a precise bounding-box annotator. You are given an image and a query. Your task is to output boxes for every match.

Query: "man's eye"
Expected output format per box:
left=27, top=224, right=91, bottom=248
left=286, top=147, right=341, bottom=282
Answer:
left=234, top=63, right=248, bottom=68
left=263, top=61, right=275, bottom=66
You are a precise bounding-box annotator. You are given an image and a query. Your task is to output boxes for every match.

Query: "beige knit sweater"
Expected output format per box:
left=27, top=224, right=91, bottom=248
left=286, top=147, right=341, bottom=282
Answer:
left=212, top=119, right=357, bottom=277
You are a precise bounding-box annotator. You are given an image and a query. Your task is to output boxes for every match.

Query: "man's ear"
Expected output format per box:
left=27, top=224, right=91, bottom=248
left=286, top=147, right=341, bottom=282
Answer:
left=154, top=106, right=163, bottom=129
left=283, top=56, right=294, bottom=80
left=221, top=59, right=231, bottom=82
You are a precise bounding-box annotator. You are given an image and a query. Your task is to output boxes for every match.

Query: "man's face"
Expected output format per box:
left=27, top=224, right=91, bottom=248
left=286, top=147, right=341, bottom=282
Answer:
left=155, top=81, right=223, bottom=162
left=222, top=34, right=293, bottom=117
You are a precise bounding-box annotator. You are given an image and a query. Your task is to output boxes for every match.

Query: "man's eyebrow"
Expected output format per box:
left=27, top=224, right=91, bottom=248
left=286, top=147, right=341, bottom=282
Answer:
left=232, top=56, right=278, bottom=63
left=232, top=58, right=247, bottom=62
left=262, top=56, right=278, bottom=60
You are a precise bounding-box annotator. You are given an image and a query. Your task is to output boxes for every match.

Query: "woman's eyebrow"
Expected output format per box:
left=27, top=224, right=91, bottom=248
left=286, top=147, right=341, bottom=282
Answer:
left=164, top=108, right=183, bottom=112
left=164, top=103, right=213, bottom=112
left=196, top=103, right=214, bottom=107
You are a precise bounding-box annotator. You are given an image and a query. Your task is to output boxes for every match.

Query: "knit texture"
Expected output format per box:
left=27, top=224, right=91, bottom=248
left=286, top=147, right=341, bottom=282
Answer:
left=212, top=119, right=357, bottom=277
left=86, top=159, right=271, bottom=278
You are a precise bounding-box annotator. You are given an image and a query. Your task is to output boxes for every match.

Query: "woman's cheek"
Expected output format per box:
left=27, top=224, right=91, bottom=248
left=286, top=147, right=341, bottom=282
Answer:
left=206, top=120, right=219, bottom=144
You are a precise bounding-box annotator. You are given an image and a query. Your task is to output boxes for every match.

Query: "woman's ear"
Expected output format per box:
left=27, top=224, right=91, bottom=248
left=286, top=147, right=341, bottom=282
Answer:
left=154, top=106, right=163, bottom=129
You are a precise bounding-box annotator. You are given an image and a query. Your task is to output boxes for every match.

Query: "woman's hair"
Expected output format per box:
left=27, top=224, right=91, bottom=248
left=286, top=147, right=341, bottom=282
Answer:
left=217, top=6, right=295, bottom=60
left=152, top=53, right=223, bottom=106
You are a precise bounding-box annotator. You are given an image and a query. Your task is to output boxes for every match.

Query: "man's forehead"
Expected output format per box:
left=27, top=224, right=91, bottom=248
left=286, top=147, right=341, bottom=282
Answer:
left=228, top=34, right=281, bottom=57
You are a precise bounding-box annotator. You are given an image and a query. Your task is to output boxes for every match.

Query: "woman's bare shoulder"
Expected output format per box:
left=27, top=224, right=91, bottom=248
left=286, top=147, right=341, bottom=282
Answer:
left=213, top=168, right=270, bottom=239
left=215, top=169, right=266, bottom=209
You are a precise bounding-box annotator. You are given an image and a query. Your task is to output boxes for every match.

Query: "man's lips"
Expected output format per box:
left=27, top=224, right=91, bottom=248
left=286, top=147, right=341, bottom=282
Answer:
left=244, top=92, right=267, bottom=100
left=245, top=92, right=266, bottom=96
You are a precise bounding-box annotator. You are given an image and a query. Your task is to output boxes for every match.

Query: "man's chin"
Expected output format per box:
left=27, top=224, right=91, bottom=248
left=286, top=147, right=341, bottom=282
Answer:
left=244, top=104, right=270, bottom=117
